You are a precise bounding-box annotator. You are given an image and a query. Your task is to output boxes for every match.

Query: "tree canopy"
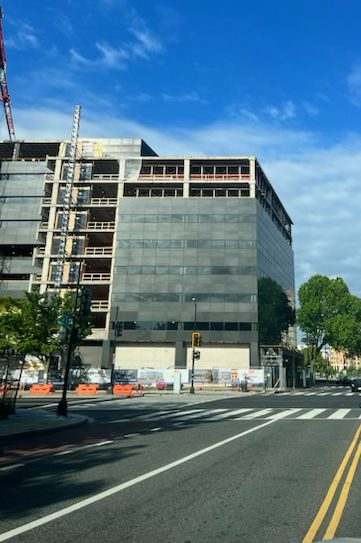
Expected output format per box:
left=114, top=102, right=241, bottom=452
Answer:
left=258, top=277, right=295, bottom=345
left=0, top=290, right=93, bottom=363
left=297, top=274, right=361, bottom=364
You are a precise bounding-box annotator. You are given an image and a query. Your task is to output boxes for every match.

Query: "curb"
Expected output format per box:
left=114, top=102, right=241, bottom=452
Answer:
left=0, top=415, right=89, bottom=444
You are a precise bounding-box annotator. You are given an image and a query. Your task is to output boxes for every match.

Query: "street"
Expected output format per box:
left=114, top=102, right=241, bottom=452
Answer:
left=0, top=387, right=360, bottom=542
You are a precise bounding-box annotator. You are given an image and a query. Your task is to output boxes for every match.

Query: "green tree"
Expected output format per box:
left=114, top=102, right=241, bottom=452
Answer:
left=0, top=292, right=62, bottom=366
left=297, top=275, right=353, bottom=371
left=0, top=290, right=93, bottom=373
left=328, top=295, right=361, bottom=357
left=258, top=277, right=295, bottom=344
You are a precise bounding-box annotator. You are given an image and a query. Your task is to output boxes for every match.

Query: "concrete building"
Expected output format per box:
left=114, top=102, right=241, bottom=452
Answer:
left=0, top=138, right=295, bottom=376
left=329, top=348, right=361, bottom=373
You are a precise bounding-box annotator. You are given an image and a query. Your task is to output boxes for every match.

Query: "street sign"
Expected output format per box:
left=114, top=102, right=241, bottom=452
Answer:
left=261, top=347, right=282, bottom=367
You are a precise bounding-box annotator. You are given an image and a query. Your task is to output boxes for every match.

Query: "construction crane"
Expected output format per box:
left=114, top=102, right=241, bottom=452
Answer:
left=0, top=6, right=15, bottom=141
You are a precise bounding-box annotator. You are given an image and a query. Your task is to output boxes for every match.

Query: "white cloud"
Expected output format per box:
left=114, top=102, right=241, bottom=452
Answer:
left=69, top=12, right=162, bottom=70
left=347, top=64, right=361, bottom=106
left=12, top=105, right=361, bottom=296
left=128, top=26, right=162, bottom=59
left=7, top=23, right=39, bottom=50
left=302, top=101, right=319, bottom=117
left=264, top=100, right=297, bottom=121
left=161, top=92, right=207, bottom=104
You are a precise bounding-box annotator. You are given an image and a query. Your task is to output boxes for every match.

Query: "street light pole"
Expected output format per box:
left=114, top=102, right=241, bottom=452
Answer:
left=57, top=262, right=83, bottom=417
left=190, top=297, right=197, bottom=394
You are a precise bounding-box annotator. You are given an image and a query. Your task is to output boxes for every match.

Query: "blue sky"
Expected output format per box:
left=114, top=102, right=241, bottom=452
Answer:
left=3, top=0, right=361, bottom=296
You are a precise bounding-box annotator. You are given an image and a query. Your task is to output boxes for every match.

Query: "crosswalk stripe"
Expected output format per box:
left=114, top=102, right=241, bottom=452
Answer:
left=206, top=408, right=254, bottom=420
left=177, top=409, right=227, bottom=420
left=327, top=409, right=351, bottom=419
left=297, top=408, right=327, bottom=419
left=345, top=393, right=354, bottom=396
left=331, top=392, right=343, bottom=396
left=267, top=408, right=302, bottom=420
left=235, top=408, right=273, bottom=420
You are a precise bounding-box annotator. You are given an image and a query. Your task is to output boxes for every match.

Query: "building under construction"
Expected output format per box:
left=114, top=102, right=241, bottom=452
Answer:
left=0, top=137, right=295, bottom=373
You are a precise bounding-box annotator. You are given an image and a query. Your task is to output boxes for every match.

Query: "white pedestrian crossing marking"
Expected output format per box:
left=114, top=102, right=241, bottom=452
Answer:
left=177, top=409, right=227, bottom=420
left=206, top=408, right=254, bottom=420
left=327, top=409, right=351, bottom=419
left=268, top=408, right=302, bottom=420
left=296, top=409, right=327, bottom=419
left=235, top=408, right=273, bottom=420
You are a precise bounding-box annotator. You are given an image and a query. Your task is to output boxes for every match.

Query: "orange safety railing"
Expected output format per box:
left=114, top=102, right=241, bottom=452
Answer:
left=76, top=384, right=99, bottom=395
left=30, top=384, right=54, bottom=395
left=113, top=384, right=144, bottom=397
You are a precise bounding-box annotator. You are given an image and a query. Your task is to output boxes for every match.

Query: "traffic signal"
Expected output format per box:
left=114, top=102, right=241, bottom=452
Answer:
left=112, top=321, right=123, bottom=337
left=79, top=287, right=92, bottom=317
left=194, top=350, right=201, bottom=360
left=192, top=332, right=202, bottom=348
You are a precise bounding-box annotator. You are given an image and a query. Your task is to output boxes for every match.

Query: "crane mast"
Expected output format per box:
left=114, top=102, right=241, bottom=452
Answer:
left=54, top=105, right=81, bottom=292
left=0, top=7, right=15, bottom=141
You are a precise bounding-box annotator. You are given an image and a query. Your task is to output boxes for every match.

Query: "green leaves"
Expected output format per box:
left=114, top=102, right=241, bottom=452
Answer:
left=297, top=274, right=361, bottom=360
left=258, top=277, right=295, bottom=345
left=0, top=290, right=94, bottom=360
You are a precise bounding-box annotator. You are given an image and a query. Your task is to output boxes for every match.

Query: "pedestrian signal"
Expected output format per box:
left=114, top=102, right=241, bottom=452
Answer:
left=192, top=332, right=202, bottom=348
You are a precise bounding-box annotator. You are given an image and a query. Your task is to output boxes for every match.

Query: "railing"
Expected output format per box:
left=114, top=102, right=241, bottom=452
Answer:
left=39, top=222, right=49, bottom=230
left=82, top=272, right=111, bottom=282
left=90, top=198, right=118, bottom=206
left=92, top=174, right=118, bottom=181
left=85, top=247, right=113, bottom=256
left=190, top=174, right=251, bottom=180
left=138, top=174, right=184, bottom=181
left=91, top=300, right=109, bottom=310
left=35, top=247, right=46, bottom=257
left=32, top=274, right=43, bottom=282
left=42, top=197, right=52, bottom=205
left=87, top=221, right=115, bottom=230
left=44, top=173, right=54, bottom=181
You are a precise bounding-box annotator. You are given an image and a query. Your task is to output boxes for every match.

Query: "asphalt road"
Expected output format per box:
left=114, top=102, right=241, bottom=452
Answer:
left=0, top=388, right=360, bottom=543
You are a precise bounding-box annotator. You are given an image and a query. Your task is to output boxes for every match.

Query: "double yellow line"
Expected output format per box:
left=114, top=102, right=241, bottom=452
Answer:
left=303, top=424, right=361, bottom=542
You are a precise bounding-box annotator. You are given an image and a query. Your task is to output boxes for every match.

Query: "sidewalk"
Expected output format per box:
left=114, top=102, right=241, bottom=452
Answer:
left=0, top=409, right=88, bottom=441
left=0, top=387, right=262, bottom=441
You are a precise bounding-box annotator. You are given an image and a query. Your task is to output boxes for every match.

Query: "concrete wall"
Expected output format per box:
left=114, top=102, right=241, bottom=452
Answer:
left=115, top=344, right=176, bottom=369
left=186, top=344, right=250, bottom=369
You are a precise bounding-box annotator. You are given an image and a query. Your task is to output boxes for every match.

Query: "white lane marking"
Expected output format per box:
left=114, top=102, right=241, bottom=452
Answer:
left=331, top=392, right=343, bottom=396
left=54, top=441, right=113, bottom=456
left=267, top=408, right=302, bottom=420
left=318, top=392, right=329, bottom=396
left=206, top=408, right=254, bottom=420
left=140, top=409, right=180, bottom=420
left=305, top=392, right=317, bottom=396
left=292, top=392, right=304, bottom=396
left=327, top=409, right=351, bottom=420
left=345, top=393, right=354, bottom=396
left=106, top=418, right=131, bottom=423
left=235, top=408, right=273, bottom=420
left=0, top=419, right=276, bottom=542
left=0, top=463, right=25, bottom=472
left=297, top=408, right=327, bottom=419
left=124, top=433, right=140, bottom=438
left=150, top=427, right=161, bottom=432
